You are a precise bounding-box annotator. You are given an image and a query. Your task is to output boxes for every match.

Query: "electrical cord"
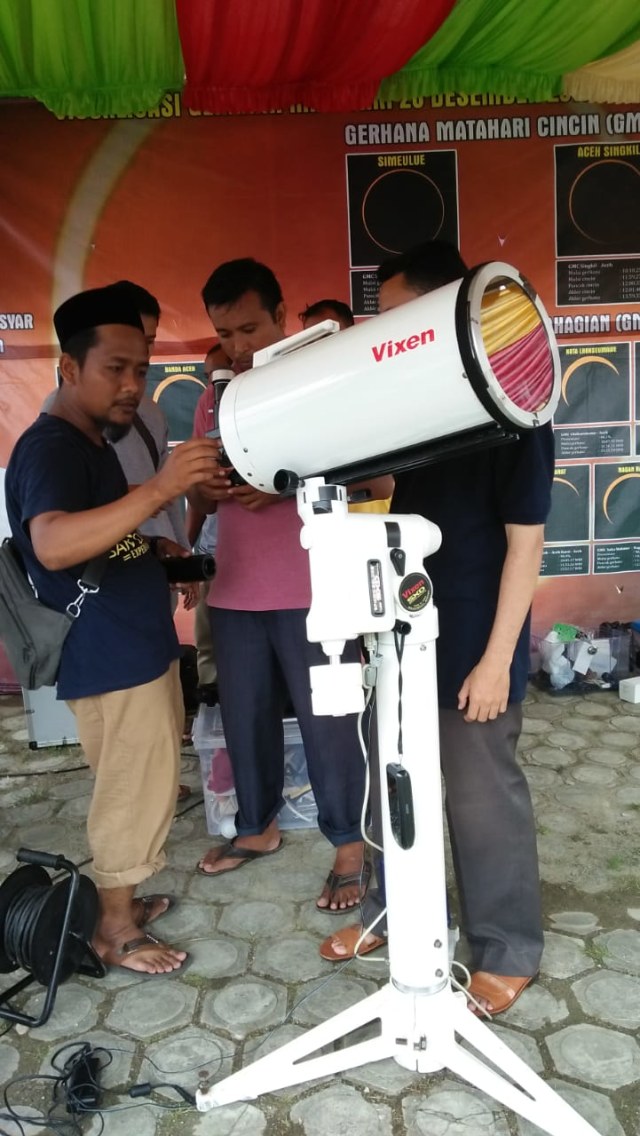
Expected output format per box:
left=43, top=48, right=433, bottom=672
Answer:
left=1, top=1039, right=207, bottom=1135
left=173, top=793, right=205, bottom=820
left=241, top=955, right=359, bottom=1063
left=449, top=961, right=493, bottom=1020
left=392, top=622, right=408, bottom=757
left=98, top=1035, right=229, bottom=1082
left=0, top=1109, right=26, bottom=1135
left=42, top=802, right=204, bottom=881
left=359, top=685, right=383, bottom=855
left=352, top=908, right=388, bottom=959
left=359, top=636, right=383, bottom=855
left=0, top=748, right=196, bottom=781
left=129, top=1081, right=196, bottom=1106
left=348, top=622, right=408, bottom=948
left=0, top=765, right=88, bottom=779
left=52, top=1043, right=109, bottom=1118
left=3, top=762, right=200, bottom=887
left=3, top=1072, right=86, bottom=1136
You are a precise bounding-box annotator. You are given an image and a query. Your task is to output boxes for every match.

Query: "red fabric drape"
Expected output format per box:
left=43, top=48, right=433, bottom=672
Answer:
left=177, top=0, right=457, bottom=113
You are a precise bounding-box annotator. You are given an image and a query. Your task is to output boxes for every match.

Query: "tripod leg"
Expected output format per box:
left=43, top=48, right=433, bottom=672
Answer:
left=197, top=985, right=396, bottom=1109
left=443, top=993, right=602, bottom=1136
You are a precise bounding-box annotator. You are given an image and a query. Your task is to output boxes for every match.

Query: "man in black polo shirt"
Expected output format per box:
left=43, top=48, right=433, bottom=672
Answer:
left=320, top=242, right=555, bottom=1017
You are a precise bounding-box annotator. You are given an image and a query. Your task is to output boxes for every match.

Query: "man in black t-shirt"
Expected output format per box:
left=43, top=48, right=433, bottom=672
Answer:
left=5, top=286, right=218, bottom=976
left=320, top=242, right=554, bottom=1018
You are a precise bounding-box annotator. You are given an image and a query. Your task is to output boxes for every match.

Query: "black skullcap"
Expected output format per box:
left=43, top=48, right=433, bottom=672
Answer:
left=54, top=285, right=145, bottom=350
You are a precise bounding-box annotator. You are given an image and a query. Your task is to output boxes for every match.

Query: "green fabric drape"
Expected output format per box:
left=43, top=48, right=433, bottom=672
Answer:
left=0, top=0, right=183, bottom=117
left=380, top=0, right=640, bottom=103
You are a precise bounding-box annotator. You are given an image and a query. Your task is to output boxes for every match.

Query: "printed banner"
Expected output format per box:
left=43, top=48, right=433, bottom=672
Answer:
left=0, top=92, right=639, bottom=649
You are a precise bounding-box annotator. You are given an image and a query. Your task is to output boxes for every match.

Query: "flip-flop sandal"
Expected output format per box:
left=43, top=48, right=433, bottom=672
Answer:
left=196, top=837, right=284, bottom=876
left=134, top=894, right=176, bottom=928
left=316, top=861, right=371, bottom=914
left=319, top=923, right=386, bottom=961
left=467, top=971, right=537, bottom=1016
left=112, top=931, right=191, bottom=979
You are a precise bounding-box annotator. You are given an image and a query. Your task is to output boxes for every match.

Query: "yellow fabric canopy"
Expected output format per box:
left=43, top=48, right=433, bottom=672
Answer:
left=564, top=39, right=640, bottom=104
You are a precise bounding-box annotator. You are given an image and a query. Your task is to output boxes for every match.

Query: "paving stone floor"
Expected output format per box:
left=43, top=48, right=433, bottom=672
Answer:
left=1, top=685, right=640, bottom=1134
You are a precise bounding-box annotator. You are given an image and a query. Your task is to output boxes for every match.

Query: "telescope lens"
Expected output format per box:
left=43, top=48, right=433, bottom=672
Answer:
left=479, top=278, right=555, bottom=414
left=458, top=264, right=560, bottom=429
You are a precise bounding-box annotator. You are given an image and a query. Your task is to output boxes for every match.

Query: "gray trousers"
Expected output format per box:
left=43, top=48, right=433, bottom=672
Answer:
left=362, top=703, right=543, bottom=976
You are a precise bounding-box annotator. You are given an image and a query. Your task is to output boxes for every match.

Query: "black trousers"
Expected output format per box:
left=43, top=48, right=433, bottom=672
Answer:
left=210, top=607, right=366, bottom=846
left=362, top=703, right=543, bottom=976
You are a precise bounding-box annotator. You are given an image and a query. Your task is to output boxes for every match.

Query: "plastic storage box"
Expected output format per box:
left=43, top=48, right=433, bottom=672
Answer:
left=530, top=626, right=631, bottom=694
left=193, top=704, right=318, bottom=836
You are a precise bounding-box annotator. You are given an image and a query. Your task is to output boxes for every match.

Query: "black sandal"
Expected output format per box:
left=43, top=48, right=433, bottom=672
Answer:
left=196, top=838, right=284, bottom=876
left=316, top=861, right=371, bottom=914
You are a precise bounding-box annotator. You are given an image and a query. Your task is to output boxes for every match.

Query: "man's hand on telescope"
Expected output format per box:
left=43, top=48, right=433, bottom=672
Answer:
left=186, top=441, right=231, bottom=510
left=186, top=475, right=278, bottom=513
left=229, top=484, right=280, bottom=511
left=154, top=438, right=222, bottom=500
left=194, top=477, right=232, bottom=503
left=457, top=657, right=510, bottom=723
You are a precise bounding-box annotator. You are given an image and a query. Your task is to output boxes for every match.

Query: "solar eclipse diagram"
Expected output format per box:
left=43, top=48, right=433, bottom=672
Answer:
left=555, top=143, right=640, bottom=307
left=544, top=342, right=640, bottom=577
left=346, top=150, right=459, bottom=316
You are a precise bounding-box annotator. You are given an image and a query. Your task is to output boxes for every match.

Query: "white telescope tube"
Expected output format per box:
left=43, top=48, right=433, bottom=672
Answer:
left=218, top=262, right=560, bottom=492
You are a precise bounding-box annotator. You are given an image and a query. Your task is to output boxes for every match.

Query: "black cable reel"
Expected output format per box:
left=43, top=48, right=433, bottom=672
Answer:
left=0, top=848, right=105, bottom=1027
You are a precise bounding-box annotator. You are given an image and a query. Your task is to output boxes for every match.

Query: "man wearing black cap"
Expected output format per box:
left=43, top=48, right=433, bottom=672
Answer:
left=5, top=286, right=218, bottom=975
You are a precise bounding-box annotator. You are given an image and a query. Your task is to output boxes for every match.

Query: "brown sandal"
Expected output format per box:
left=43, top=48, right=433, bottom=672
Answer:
left=111, top=932, right=191, bottom=978
left=134, top=894, right=175, bottom=927
left=467, top=971, right=536, bottom=1016
left=319, top=923, right=386, bottom=961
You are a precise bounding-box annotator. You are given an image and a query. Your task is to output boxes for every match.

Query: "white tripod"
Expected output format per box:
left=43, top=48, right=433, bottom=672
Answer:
left=196, top=478, right=601, bottom=1136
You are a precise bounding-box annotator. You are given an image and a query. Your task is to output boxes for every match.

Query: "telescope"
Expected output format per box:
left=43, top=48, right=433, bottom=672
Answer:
left=196, top=265, right=601, bottom=1136
left=217, top=261, right=559, bottom=492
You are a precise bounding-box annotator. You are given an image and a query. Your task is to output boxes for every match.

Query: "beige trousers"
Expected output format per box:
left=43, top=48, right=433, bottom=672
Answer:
left=68, top=660, right=183, bottom=889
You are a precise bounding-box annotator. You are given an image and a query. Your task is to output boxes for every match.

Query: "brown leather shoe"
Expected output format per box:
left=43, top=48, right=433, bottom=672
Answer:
left=467, top=971, right=536, bottom=1016
left=319, top=923, right=386, bottom=961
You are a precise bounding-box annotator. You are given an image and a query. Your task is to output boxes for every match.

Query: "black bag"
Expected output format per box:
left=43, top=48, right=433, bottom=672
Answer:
left=0, top=538, right=106, bottom=690
left=179, top=643, right=200, bottom=717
